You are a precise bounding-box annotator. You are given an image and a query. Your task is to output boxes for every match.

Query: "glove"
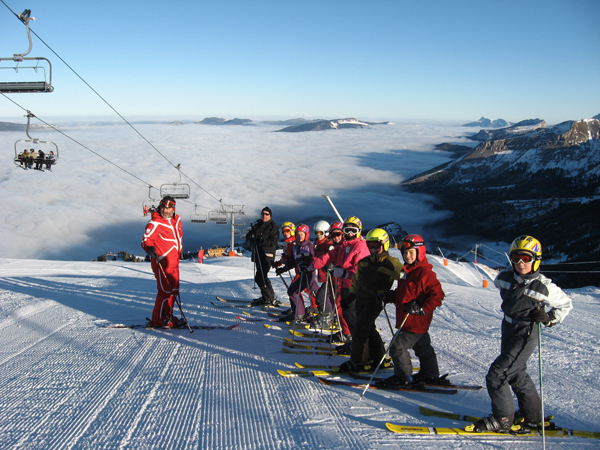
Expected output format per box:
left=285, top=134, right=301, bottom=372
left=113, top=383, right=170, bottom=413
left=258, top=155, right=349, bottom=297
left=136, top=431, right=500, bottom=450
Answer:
left=530, top=307, right=556, bottom=326
left=326, top=263, right=335, bottom=273
left=341, top=292, right=356, bottom=309
left=404, top=300, right=426, bottom=315
left=146, top=246, right=158, bottom=259
left=376, top=292, right=387, bottom=308
left=298, top=260, right=310, bottom=271
left=398, top=271, right=407, bottom=280
left=333, top=267, right=347, bottom=278
left=275, top=267, right=287, bottom=276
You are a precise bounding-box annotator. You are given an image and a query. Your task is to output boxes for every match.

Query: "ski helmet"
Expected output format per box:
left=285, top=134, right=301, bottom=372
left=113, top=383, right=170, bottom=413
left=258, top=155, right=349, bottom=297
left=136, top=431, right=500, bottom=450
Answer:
left=281, top=221, right=296, bottom=237
left=510, top=235, right=542, bottom=272
left=402, top=234, right=426, bottom=262
left=343, top=216, right=362, bottom=239
left=313, top=220, right=330, bottom=238
left=330, top=221, right=343, bottom=232
left=366, top=228, right=390, bottom=252
left=159, top=196, right=176, bottom=211
left=296, top=224, right=310, bottom=240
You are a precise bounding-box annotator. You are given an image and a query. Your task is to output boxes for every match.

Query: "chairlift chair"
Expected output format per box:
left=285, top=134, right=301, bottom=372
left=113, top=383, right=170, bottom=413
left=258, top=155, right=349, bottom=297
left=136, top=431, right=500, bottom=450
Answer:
left=190, top=205, right=207, bottom=223
left=0, top=10, right=54, bottom=93
left=208, top=210, right=228, bottom=224
left=13, top=112, right=58, bottom=170
left=160, top=164, right=190, bottom=199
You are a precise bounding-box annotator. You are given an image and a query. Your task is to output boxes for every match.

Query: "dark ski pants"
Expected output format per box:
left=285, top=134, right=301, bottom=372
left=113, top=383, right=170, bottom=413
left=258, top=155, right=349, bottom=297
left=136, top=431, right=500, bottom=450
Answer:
left=340, top=287, right=357, bottom=334
left=389, top=330, right=439, bottom=382
left=486, top=319, right=541, bottom=422
left=255, top=255, right=275, bottom=304
left=350, top=299, right=385, bottom=365
left=314, top=279, right=336, bottom=313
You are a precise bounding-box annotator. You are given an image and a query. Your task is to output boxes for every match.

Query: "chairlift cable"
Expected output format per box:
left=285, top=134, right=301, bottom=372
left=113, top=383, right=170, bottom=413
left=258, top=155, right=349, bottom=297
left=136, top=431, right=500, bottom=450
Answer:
left=2, top=93, right=149, bottom=186
left=1, top=1, right=223, bottom=205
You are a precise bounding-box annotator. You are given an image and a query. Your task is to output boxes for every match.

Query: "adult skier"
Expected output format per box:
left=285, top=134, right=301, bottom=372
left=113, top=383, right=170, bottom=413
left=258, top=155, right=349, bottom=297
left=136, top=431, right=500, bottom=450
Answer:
left=338, top=229, right=404, bottom=372
left=468, top=235, right=573, bottom=433
left=246, top=207, right=279, bottom=306
left=141, top=196, right=183, bottom=327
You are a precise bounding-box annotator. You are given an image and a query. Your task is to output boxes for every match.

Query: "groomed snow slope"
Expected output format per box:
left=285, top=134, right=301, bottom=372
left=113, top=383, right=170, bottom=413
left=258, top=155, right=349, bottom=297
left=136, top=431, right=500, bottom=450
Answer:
left=0, top=251, right=598, bottom=449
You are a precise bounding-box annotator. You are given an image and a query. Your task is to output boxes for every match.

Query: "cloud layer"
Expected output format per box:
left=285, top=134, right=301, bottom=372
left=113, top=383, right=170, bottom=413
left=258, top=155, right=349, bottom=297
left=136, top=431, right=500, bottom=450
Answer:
left=1, top=120, right=475, bottom=259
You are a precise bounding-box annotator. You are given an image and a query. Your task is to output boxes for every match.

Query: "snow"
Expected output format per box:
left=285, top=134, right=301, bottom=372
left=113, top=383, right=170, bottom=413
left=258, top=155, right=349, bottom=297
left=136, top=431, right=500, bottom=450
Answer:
left=1, top=251, right=598, bottom=449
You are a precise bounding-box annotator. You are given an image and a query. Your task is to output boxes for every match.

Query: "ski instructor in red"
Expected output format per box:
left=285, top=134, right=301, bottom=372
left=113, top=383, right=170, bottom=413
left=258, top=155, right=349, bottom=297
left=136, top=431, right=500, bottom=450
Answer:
left=141, top=196, right=183, bottom=327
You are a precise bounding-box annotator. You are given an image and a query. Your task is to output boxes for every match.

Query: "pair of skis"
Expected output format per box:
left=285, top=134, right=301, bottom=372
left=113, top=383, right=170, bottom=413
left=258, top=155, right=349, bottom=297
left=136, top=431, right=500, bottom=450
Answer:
left=386, top=407, right=600, bottom=439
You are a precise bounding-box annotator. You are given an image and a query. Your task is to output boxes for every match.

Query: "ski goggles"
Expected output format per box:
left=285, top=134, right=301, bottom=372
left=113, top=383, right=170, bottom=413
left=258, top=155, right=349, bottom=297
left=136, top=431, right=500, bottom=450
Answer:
left=330, top=231, right=343, bottom=238
left=510, top=252, right=535, bottom=264
left=367, top=241, right=382, bottom=249
left=314, top=230, right=325, bottom=236
left=343, top=227, right=359, bottom=235
left=160, top=200, right=176, bottom=208
left=402, top=240, right=423, bottom=250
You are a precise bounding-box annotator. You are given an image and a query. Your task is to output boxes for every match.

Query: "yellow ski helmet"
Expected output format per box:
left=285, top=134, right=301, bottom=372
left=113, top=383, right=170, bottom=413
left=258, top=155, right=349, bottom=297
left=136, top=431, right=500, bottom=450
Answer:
left=343, top=216, right=363, bottom=239
left=281, top=221, right=296, bottom=237
left=366, top=228, right=390, bottom=252
left=510, top=235, right=542, bottom=272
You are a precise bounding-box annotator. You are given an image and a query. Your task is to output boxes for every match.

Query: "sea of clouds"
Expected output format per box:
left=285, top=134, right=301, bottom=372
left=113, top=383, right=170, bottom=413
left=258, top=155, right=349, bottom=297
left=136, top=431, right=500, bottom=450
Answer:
left=0, top=118, right=478, bottom=260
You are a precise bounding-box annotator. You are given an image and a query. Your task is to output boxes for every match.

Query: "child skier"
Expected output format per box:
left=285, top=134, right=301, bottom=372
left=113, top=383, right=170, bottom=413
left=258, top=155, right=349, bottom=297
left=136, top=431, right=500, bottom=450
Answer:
left=338, top=229, right=404, bottom=372
left=377, top=234, right=445, bottom=387
left=468, top=235, right=573, bottom=433
left=276, top=224, right=319, bottom=323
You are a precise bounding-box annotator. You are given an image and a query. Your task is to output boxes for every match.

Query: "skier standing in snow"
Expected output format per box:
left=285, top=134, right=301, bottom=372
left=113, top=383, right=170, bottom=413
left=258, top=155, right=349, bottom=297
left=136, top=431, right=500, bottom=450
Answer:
left=272, top=221, right=296, bottom=268
left=377, top=234, right=444, bottom=387
left=246, top=207, right=279, bottom=306
left=310, top=216, right=370, bottom=343
left=312, top=220, right=335, bottom=327
left=141, top=196, right=183, bottom=327
left=468, top=235, right=573, bottom=433
left=276, top=224, right=319, bottom=323
left=338, top=229, right=404, bottom=372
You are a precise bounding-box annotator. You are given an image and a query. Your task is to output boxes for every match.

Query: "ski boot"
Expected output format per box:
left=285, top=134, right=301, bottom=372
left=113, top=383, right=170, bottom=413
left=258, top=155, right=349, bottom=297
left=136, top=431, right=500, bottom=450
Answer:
left=465, top=414, right=518, bottom=433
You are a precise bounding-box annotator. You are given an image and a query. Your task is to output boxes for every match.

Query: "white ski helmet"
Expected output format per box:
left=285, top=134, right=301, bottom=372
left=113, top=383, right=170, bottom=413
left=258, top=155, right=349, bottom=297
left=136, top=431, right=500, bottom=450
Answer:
left=313, top=220, right=330, bottom=238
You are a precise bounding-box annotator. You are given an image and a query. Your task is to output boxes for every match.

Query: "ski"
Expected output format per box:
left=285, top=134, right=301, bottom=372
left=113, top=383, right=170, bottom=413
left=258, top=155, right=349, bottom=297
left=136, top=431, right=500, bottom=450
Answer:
left=348, top=374, right=482, bottom=390
left=234, top=315, right=272, bottom=322
left=263, top=324, right=283, bottom=330
left=284, top=336, right=344, bottom=345
left=103, top=323, right=241, bottom=330
left=295, top=361, right=411, bottom=370
left=288, top=329, right=334, bottom=339
left=417, top=407, right=599, bottom=438
left=283, top=341, right=342, bottom=351
left=317, top=377, right=457, bottom=394
left=277, top=366, right=394, bottom=377
left=216, top=296, right=290, bottom=308
left=282, top=347, right=350, bottom=357
left=385, top=422, right=600, bottom=439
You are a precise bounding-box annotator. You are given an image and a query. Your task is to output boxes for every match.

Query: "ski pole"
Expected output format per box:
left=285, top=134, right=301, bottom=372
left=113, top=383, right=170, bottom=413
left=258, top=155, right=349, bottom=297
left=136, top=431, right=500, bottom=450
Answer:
left=359, top=313, right=410, bottom=399
left=278, top=272, right=290, bottom=290
left=382, top=301, right=395, bottom=335
left=538, top=322, right=546, bottom=450
left=327, top=271, right=342, bottom=347
left=157, top=260, right=193, bottom=333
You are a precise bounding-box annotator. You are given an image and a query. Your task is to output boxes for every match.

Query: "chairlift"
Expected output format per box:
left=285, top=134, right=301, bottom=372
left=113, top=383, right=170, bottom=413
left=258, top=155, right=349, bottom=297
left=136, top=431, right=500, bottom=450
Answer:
left=142, top=186, right=160, bottom=216
left=0, top=10, right=53, bottom=93
left=190, top=205, right=207, bottom=223
left=208, top=210, right=228, bottom=224
left=160, top=164, right=190, bottom=199
left=13, top=111, right=58, bottom=170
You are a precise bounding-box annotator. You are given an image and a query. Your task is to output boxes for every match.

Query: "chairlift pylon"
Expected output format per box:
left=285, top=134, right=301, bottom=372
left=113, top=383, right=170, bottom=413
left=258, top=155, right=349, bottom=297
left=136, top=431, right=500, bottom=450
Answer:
left=160, top=164, right=190, bottom=199
left=0, top=10, right=54, bottom=93
left=14, top=111, right=58, bottom=171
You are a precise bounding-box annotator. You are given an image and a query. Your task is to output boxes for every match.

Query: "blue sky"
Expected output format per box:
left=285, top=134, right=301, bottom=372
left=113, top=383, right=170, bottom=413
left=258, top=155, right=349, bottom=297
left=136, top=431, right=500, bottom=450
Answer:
left=1, top=0, right=598, bottom=124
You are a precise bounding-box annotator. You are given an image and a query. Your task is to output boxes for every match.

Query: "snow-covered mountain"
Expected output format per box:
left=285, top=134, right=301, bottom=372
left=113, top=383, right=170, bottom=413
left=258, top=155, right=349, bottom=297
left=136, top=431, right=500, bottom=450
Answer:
left=403, top=118, right=600, bottom=287
left=461, top=117, right=510, bottom=128
left=276, top=118, right=384, bottom=132
left=1, top=253, right=598, bottom=449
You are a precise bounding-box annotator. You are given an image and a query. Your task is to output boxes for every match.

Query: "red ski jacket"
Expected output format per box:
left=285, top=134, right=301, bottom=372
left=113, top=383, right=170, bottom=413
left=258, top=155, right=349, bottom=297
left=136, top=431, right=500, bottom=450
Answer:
left=141, top=211, right=183, bottom=264
left=312, top=238, right=370, bottom=289
left=392, top=255, right=444, bottom=334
